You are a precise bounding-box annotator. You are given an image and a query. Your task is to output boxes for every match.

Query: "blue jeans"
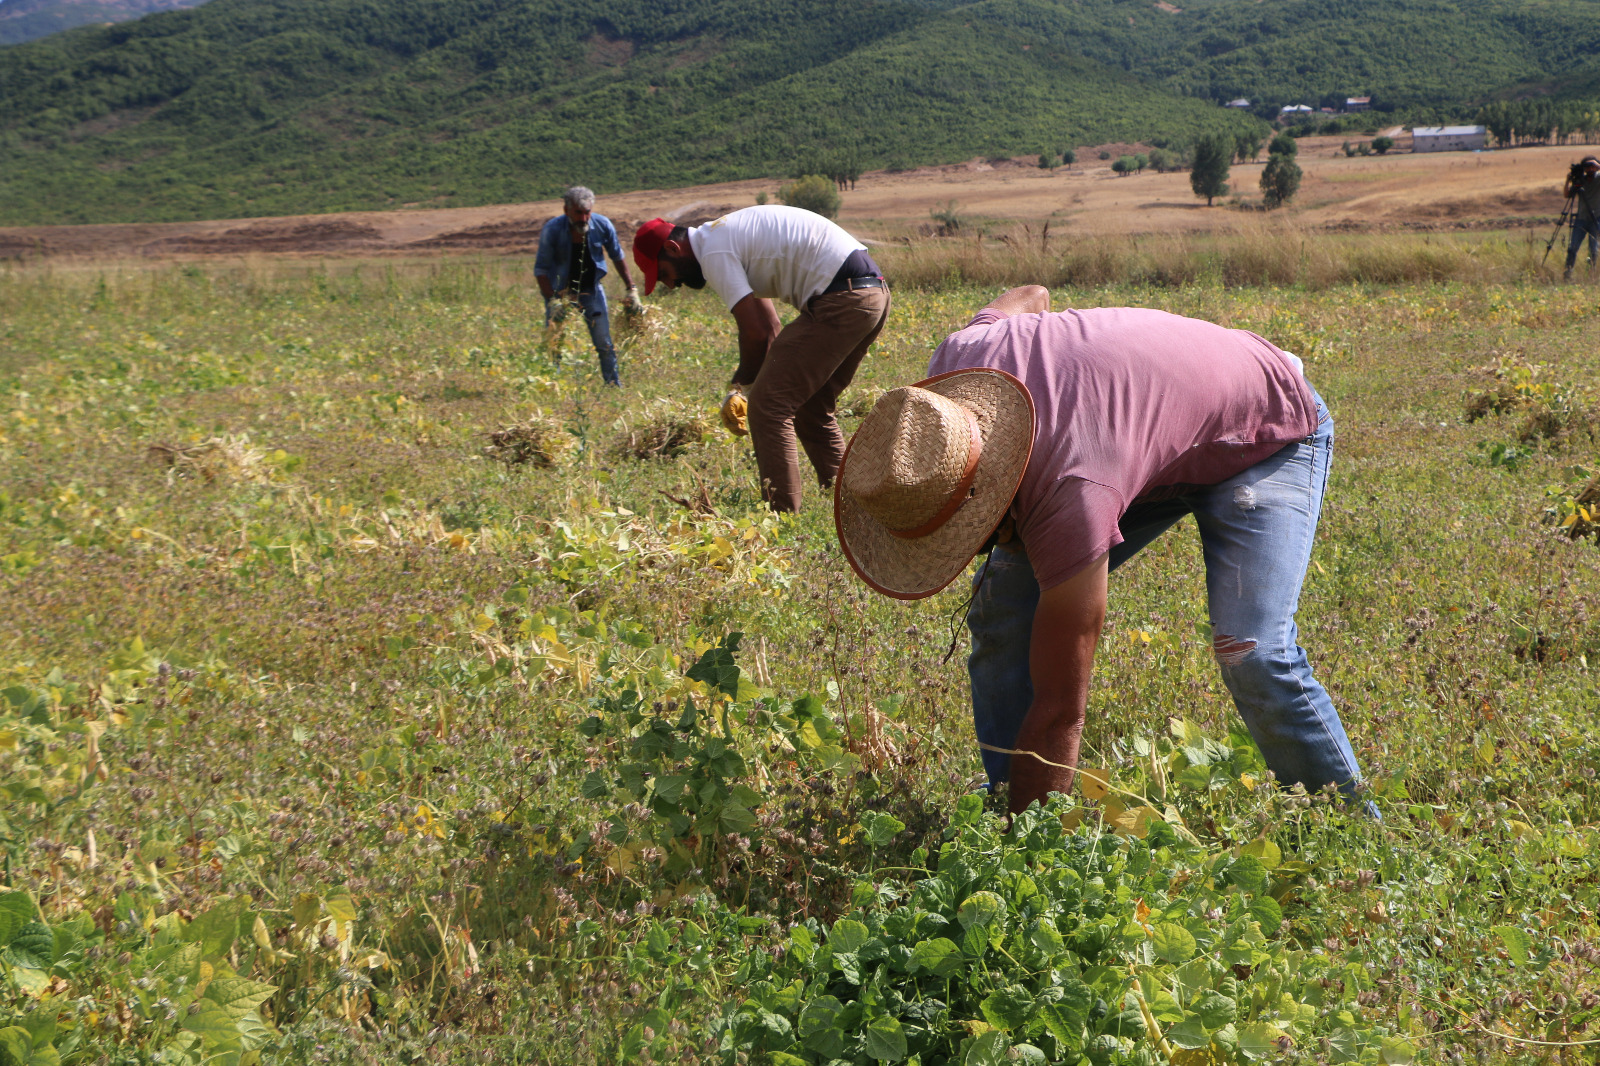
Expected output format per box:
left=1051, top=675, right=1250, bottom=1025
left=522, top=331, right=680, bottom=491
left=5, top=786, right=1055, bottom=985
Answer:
left=546, top=289, right=619, bottom=386
left=967, top=387, right=1365, bottom=799
left=1566, top=216, right=1600, bottom=274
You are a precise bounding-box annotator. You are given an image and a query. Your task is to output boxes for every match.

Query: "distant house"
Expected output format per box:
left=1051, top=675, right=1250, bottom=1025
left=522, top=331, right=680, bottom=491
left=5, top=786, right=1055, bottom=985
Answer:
left=1345, top=96, right=1372, bottom=112
left=1279, top=104, right=1314, bottom=122
left=1412, top=125, right=1488, bottom=152
left=1225, top=98, right=1251, bottom=109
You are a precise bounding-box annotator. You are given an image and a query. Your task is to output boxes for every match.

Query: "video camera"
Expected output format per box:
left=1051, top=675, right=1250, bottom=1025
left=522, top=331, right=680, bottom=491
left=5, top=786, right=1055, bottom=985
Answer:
left=1571, top=161, right=1592, bottom=187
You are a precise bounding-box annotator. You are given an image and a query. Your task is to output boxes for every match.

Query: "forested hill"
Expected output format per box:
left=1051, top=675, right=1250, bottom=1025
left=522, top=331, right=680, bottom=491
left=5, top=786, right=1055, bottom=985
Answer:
left=0, top=0, right=211, bottom=46
left=2, top=0, right=1599, bottom=225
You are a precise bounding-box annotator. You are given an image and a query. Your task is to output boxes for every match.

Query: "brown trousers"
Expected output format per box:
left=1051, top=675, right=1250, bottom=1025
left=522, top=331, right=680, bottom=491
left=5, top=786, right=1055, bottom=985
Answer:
left=746, top=286, right=891, bottom=512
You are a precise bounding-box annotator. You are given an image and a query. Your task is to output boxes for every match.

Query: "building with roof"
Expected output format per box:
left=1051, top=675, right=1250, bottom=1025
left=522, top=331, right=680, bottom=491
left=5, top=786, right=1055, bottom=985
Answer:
left=1412, top=125, right=1488, bottom=152
left=1345, top=96, right=1372, bottom=111
left=1225, top=98, right=1251, bottom=109
left=1279, top=104, right=1314, bottom=122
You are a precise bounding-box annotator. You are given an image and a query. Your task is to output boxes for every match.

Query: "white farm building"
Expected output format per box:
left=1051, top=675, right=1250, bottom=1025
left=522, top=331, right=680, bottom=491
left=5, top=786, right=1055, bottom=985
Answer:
left=1412, top=125, right=1488, bottom=152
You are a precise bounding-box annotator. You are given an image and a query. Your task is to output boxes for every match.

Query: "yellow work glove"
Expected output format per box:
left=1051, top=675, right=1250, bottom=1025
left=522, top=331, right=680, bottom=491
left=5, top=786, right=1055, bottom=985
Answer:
left=720, top=388, right=749, bottom=437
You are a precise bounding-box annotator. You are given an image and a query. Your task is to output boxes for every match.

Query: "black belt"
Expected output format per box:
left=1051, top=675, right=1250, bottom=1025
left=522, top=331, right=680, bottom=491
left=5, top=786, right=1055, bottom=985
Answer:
left=819, top=274, right=887, bottom=296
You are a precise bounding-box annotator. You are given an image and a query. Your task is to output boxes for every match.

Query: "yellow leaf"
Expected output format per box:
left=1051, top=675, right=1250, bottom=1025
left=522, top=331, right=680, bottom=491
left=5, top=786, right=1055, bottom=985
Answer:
left=1241, top=838, right=1282, bottom=869
left=1240, top=773, right=1257, bottom=790
left=1476, top=740, right=1496, bottom=767
left=1506, top=820, right=1538, bottom=840
left=1077, top=767, right=1111, bottom=801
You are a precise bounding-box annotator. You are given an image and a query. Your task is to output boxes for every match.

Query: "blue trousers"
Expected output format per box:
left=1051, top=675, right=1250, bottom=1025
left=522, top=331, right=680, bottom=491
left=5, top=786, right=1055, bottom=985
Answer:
left=546, top=290, right=619, bottom=386
left=1566, top=216, right=1600, bottom=274
left=967, top=386, right=1365, bottom=798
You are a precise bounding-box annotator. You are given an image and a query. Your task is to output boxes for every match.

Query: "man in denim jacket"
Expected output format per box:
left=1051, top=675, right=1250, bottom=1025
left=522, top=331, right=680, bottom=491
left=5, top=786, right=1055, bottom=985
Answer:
left=535, top=186, right=641, bottom=387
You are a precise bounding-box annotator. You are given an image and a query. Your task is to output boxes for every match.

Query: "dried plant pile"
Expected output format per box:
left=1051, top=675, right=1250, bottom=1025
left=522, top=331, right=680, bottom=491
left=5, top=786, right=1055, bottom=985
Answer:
left=615, top=403, right=712, bottom=460
left=484, top=415, right=574, bottom=467
left=144, top=434, right=275, bottom=485
left=1464, top=355, right=1597, bottom=450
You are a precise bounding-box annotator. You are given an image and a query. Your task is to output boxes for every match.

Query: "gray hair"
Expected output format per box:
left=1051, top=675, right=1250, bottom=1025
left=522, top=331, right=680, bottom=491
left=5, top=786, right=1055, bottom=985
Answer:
left=563, top=186, right=595, bottom=211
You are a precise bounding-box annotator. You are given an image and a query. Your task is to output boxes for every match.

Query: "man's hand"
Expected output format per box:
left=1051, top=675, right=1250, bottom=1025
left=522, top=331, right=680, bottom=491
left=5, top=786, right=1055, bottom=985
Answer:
left=624, top=286, right=646, bottom=314
left=729, top=294, right=782, bottom=386
left=1008, top=552, right=1108, bottom=814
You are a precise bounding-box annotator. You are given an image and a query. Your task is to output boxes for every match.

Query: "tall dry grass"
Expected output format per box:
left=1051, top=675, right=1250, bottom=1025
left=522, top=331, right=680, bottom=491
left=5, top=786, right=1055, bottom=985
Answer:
left=875, top=222, right=1578, bottom=291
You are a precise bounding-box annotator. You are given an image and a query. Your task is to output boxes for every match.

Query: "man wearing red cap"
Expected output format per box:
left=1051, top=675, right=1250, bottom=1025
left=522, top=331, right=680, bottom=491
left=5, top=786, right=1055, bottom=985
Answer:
left=633, top=206, right=890, bottom=512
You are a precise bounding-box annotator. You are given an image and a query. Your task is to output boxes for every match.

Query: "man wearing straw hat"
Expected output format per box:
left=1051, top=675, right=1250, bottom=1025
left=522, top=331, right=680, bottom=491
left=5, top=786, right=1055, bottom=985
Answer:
left=631, top=205, right=890, bottom=512
left=834, top=285, right=1367, bottom=815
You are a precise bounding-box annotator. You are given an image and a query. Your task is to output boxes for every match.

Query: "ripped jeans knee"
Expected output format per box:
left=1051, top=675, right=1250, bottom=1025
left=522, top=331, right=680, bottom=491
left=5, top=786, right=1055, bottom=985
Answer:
left=1212, top=632, right=1257, bottom=667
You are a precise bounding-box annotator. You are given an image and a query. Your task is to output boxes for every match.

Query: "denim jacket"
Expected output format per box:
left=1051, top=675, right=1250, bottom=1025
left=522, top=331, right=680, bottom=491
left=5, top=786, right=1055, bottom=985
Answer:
left=534, top=213, right=624, bottom=293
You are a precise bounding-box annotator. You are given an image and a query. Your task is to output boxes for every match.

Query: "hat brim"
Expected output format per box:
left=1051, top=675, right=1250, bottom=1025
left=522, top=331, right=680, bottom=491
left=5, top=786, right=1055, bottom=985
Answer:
left=835, top=368, right=1034, bottom=600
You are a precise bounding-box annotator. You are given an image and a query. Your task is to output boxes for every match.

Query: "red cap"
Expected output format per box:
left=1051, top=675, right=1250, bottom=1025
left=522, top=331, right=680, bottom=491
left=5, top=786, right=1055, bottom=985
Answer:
left=632, top=218, right=674, bottom=296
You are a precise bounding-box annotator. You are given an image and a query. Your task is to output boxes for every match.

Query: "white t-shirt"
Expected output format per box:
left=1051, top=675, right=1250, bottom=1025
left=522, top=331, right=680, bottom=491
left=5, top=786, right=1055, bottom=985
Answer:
left=687, top=205, right=866, bottom=311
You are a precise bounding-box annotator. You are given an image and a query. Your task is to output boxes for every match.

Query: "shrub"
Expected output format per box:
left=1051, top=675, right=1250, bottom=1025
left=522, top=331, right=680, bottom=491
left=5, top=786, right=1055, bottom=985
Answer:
left=1260, top=153, right=1303, bottom=208
left=1371, top=135, right=1395, bottom=155
left=1147, top=147, right=1174, bottom=172
left=754, top=190, right=769, bottom=205
left=929, top=200, right=963, bottom=235
left=1112, top=156, right=1135, bottom=175
left=778, top=174, right=842, bottom=219
left=1038, top=153, right=1058, bottom=170
left=1098, top=150, right=1111, bottom=160
left=1060, top=148, right=1076, bottom=167
left=1268, top=132, right=1298, bottom=157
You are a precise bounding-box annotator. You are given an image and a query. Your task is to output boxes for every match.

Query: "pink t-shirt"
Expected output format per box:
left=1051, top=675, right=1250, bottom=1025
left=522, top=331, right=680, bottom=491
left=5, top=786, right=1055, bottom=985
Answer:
left=927, top=307, right=1318, bottom=590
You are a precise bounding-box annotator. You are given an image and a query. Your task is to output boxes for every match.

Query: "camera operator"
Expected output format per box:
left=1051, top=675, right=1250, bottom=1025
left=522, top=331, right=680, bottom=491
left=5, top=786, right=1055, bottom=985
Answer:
left=1563, top=156, right=1600, bottom=280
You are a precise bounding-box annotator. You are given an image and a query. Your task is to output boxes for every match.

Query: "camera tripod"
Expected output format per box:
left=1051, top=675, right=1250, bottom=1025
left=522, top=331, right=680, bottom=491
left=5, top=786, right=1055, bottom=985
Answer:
left=1542, top=193, right=1576, bottom=266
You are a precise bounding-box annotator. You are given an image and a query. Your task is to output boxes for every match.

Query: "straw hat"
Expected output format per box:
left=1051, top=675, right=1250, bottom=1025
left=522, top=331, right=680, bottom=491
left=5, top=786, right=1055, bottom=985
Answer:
left=835, top=368, right=1034, bottom=599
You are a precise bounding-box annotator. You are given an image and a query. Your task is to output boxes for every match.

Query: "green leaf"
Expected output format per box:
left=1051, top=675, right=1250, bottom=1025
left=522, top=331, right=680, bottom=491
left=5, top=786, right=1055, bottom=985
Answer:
left=1249, top=896, right=1283, bottom=934
left=180, top=1005, right=245, bottom=1051
left=909, top=937, right=964, bottom=978
left=798, top=995, right=845, bottom=1058
left=1151, top=922, right=1197, bottom=964
left=827, top=919, right=869, bottom=954
left=980, top=984, right=1034, bottom=1031
left=963, top=1030, right=1011, bottom=1066
left=1165, top=1016, right=1212, bottom=1050
left=1238, top=1021, right=1286, bottom=1061
left=1037, top=977, right=1092, bottom=1050
left=0, top=894, right=36, bottom=947
left=860, top=811, right=906, bottom=848
left=1225, top=856, right=1270, bottom=896
left=1190, top=990, right=1237, bottom=1028
left=5, top=923, right=52, bottom=970
left=686, top=633, right=743, bottom=698
left=1491, top=925, right=1531, bottom=964
left=203, top=970, right=277, bottom=1021
left=1028, top=917, right=1064, bottom=955
left=864, top=1015, right=908, bottom=1062
left=1379, top=1035, right=1418, bottom=1065
left=957, top=891, right=1004, bottom=930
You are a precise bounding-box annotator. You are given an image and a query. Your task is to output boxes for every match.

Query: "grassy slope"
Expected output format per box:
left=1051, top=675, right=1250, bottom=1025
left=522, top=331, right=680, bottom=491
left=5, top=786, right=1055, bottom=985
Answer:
left=5, top=0, right=1600, bottom=223
left=1, top=241, right=1599, bottom=1060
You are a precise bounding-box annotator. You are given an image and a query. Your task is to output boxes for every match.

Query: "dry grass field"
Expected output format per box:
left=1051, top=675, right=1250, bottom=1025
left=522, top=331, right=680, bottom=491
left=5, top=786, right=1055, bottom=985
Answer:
left=0, top=137, right=1590, bottom=263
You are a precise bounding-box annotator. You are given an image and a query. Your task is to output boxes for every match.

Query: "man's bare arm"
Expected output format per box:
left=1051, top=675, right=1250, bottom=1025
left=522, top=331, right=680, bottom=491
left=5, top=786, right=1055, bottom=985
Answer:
left=1008, top=552, right=1108, bottom=814
left=979, top=285, right=1051, bottom=319
left=729, top=294, right=782, bottom=386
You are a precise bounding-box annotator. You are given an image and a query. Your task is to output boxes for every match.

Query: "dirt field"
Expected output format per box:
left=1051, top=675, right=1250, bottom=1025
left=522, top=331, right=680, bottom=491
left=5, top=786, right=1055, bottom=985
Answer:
left=1, top=135, right=1591, bottom=262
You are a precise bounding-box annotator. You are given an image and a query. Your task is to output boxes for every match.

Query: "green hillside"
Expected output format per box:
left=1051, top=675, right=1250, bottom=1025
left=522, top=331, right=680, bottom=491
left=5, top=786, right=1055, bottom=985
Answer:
left=1, top=0, right=1598, bottom=224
